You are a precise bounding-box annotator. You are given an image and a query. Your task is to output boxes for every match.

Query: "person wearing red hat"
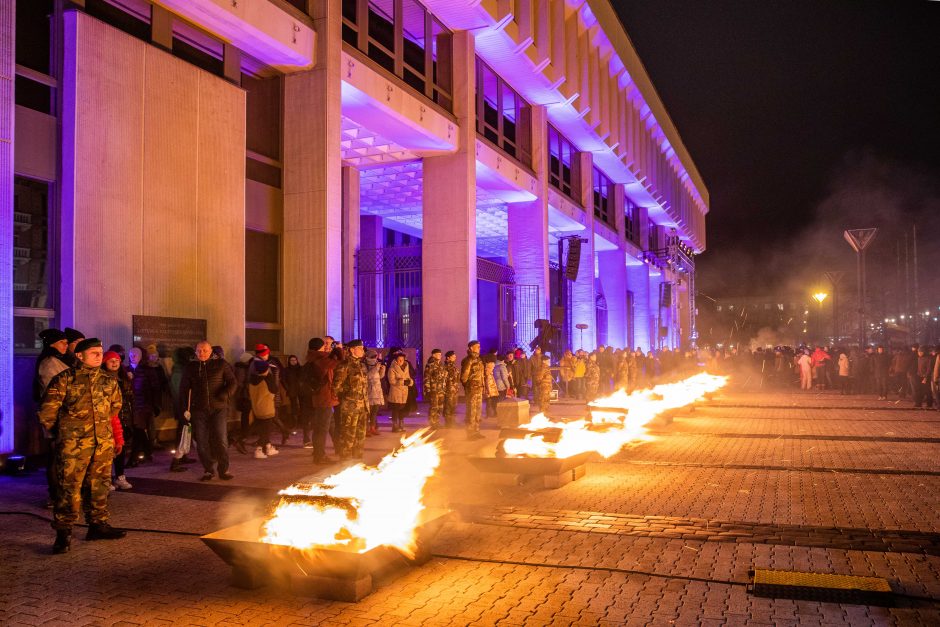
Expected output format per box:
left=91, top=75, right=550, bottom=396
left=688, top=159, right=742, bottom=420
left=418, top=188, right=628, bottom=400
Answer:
left=102, top=351, right=134, bottom=490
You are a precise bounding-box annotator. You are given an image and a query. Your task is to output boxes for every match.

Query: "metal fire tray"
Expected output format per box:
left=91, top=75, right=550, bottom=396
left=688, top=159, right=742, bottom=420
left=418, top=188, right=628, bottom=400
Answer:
left=201, top=508, right=450, bottom=601
left=468, top=451, right=595, bottom=476
left=747, top=569, right=893, bottom=606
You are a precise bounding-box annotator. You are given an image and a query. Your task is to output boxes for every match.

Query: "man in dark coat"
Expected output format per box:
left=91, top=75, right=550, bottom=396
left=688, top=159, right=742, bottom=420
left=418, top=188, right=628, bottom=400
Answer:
left=304, top=338, right=341, bottom=464
left=178, top=341, right=238, bottom=479
left=873, top=346, right=891, bottom=400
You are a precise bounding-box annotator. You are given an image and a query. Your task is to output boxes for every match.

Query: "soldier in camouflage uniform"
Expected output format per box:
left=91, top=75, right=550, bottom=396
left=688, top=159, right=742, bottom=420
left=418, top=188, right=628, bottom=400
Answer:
left=443, top=351, right=460, bottom=427
left=536, top=356, right=554, bottom=412
left=584, top=353, right=601, bottom=401
left=460, top=340, right=486, bottom=440
left=423, top=349, right=446, bottom=429
left=39, top=338, right=127, bottom=554
left=332, top=340, right=369, bottom=459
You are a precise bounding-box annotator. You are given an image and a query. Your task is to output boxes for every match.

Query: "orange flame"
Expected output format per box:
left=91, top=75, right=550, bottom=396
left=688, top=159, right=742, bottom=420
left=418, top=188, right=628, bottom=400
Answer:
left=502, top=373, right=727, bottom=459
left=259, top=429, right=440, bottom=557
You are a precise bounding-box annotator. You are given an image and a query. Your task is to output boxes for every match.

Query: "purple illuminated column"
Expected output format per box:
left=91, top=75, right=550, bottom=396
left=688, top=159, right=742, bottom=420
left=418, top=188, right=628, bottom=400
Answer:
left=422, top=30, right=477, bottom=352
left=0, top=0, right=14, bottom=454
left=598, top=250, right=626, bottom=349
left=626, top=262, right=651, bottom=353
left=342, top=166, right=360, bottom=340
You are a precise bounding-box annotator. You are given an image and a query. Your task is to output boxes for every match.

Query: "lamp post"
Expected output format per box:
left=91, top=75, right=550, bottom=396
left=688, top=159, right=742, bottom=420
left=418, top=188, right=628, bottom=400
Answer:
left=813, top=292, right=828, bottom=344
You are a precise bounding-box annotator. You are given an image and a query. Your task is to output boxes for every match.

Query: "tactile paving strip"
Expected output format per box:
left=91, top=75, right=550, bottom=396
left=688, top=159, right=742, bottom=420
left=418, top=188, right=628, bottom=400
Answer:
left=748, top=568, right=893, bottom=605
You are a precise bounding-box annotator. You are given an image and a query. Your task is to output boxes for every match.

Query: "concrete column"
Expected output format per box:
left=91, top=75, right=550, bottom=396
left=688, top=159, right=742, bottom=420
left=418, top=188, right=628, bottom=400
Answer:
left=0, top=0, right=13, bottom=454
left=598, top=250, right=626, bottom=349
left=570, top=151, right=595, bottom=351
left=282, top=0, right=343, bottom=354
left=508, top=105, right=550, bottom=321
left=342, top=166, right=360, bottom=340
left=627, top=263, right=651, bottom=352
left=422, top=31, right=477, bottom=352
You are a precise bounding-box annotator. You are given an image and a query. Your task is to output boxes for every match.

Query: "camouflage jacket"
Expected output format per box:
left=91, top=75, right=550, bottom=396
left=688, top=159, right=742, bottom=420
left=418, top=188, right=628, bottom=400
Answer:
left=585, top=361, right=600, bottom=387
left=444, top=361, right=461, bottom=396
left=423, top=359, right=446, bottom=395
left=333, top=355, right=369, bottom=406
left=460, top=353, right=485, bottom=390
left=39, top=364, right=123, bottom=443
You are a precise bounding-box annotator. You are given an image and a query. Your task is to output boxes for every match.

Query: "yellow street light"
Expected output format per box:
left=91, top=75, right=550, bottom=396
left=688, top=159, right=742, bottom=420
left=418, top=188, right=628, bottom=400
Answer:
left=812, top=292, right=828, bottom=304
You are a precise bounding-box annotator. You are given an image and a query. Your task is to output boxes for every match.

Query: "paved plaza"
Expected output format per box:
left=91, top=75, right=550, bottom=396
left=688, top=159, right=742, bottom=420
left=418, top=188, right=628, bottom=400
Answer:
left=3, top=387, right=940, bottom=626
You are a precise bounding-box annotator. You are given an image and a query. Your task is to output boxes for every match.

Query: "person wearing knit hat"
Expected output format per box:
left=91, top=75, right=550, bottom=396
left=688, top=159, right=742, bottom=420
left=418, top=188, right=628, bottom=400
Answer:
left=126, top=342, right=169, bottom=469
left=39, top=332, right=127, bottom=552
left=102, top=350, right=134, bottom=491
left=443, top=350, right=460, bottom=428
left=309, top=337, right=325, bottom=351
left=33, top=328, right=72, bottom=511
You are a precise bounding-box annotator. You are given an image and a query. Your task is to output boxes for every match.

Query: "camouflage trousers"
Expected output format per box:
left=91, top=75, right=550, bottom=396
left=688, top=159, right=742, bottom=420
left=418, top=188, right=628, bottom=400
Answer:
left=443, top=393, right=458, bottom=425
left=53, top=436, right=114, bottom=530
left=426, top=391, right=444, bottom=428
left=337, top=400, right=368, bottom=458
left=585, top=382, right=599, bottom=402
left=537, top=388, right=552, bottom=412
left=465, top=388, right=483, bottom=433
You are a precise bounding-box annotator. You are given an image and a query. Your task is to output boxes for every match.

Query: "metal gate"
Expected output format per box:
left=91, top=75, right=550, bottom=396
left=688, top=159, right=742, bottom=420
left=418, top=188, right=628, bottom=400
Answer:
left=356, top=246, right=423, bottom=350
left=498, top=284, right=541, bottom=354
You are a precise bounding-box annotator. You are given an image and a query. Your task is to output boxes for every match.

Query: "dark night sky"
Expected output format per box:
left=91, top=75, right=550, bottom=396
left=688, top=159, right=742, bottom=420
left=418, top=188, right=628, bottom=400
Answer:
left=612, top=0, right=940, bottom=300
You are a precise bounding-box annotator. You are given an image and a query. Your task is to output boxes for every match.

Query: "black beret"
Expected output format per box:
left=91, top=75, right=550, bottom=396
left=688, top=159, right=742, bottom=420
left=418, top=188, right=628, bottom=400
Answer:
left=309, top=337, right=325, bottom=350
left=445, top=351, right=456, bottom=358
left=346, top=339, right=364, bottom=349
left=75, top=338, right=102, bottom=353
left=467, top=340, right=480, bottom=348
left=431, top=348, right=442, bottom=355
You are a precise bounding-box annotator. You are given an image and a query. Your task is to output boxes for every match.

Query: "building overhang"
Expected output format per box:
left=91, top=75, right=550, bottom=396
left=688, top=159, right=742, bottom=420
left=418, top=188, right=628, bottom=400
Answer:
left=153, top=0, right=315, bottom=72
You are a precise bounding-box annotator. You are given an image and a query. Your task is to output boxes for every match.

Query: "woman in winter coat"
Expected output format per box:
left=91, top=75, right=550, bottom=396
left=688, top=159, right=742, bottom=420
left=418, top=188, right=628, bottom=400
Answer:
left=386, top=353, right=413, bottom=432
left=102, top=351, right=134, bottom=490
left=248, top=359, right=279, bottom=458
left=365, top=350, right=386, bottom=435
left=127, top=346, right=168, bottom=467
left=493, top=357, right=512, bottom=398
left=282, top=354, right=304, bottom=428
left=838, top=351, right=851, bottom=395
left=483, top=358, right=499, bottom=417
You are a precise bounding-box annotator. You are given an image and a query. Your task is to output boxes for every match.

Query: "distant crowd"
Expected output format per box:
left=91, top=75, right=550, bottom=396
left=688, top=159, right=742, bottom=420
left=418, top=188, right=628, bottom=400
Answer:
left=707, top=344, right=940, bottom=408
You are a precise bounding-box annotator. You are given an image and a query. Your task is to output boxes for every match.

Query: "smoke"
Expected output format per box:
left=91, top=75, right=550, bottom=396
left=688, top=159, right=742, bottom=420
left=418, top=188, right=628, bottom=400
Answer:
left=748, top=326, right=797, bottom=352
left=699, top=151, right=940, bottom=344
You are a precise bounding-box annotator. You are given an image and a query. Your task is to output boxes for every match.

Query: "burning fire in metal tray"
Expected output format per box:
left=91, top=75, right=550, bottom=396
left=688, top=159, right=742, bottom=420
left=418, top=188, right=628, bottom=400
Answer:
left=260, top=429, right=441, bottom=558
left=501, top=373, right=727, bottom=459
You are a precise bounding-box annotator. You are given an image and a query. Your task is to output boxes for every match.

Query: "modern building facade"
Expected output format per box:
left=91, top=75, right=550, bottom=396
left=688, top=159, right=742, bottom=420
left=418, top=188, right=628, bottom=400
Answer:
left=2, top=0, right=709, bottom=454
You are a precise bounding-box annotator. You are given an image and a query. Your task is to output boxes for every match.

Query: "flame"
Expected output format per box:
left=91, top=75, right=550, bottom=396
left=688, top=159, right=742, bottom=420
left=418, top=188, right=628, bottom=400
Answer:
left=502, top=373, right=727, bottom=459
left=259, top=430, right=441, bottom=557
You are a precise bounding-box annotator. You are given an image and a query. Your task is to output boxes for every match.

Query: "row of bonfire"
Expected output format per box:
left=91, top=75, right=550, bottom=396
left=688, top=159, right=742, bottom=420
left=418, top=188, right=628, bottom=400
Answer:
left=255, top=373, right=728, bottom=559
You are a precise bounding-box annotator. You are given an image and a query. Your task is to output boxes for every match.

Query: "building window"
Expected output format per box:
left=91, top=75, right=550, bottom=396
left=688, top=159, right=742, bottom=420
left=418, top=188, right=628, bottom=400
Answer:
left=592, top=167, right=612, bottom=227
left=13, top=177, right=55, bottom=353
left=342, top=0, right=453, bottom=111
left=648, top=220, right=658, bottom=251
left=13, top=177, right=53, bottom=310
left=245, top=230, right=280, bottom=324
left=548, top=125, right=578, bottom=202
left=475, top=58, right=532, bottom=167
left=624, top=197, right=640, bottom=246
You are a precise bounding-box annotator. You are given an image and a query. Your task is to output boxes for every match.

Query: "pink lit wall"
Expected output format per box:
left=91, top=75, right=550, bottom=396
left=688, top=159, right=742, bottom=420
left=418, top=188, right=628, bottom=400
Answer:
left=0, top=0, right=14, bottom=454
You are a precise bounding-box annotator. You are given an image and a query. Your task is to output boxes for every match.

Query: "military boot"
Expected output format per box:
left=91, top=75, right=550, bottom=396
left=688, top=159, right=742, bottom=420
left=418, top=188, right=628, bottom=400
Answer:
left=86, top=523, right=127, bottom=541
left=52, top=529, right=71, bottom=554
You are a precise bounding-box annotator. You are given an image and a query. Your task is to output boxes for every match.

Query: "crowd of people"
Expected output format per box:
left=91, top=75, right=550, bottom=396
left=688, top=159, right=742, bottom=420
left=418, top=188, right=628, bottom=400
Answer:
left=33, top=321, right=706, bottom=554
left=708, top=344, right=940, bottom=408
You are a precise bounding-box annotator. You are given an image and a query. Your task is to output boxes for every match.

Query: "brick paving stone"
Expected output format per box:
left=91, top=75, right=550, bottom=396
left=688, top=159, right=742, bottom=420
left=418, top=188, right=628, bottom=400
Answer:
left=4, top=390, right=940, bottom=626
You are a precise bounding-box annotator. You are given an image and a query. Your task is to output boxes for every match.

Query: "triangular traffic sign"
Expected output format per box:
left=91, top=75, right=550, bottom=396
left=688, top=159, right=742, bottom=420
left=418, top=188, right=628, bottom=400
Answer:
left=843, top=228, right=877, bottom=252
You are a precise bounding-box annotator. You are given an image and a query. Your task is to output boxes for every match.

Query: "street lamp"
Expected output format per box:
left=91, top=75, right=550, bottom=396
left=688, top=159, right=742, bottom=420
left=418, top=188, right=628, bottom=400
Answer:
left=813, top=292, right=828, bottom=343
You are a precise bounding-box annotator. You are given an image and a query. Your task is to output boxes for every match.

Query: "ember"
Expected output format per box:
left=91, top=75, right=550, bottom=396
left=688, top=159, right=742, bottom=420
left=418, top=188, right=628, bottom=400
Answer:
left=501, top=373, right=727, bottom=459
left=260, top=429, right=441, bottom=558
